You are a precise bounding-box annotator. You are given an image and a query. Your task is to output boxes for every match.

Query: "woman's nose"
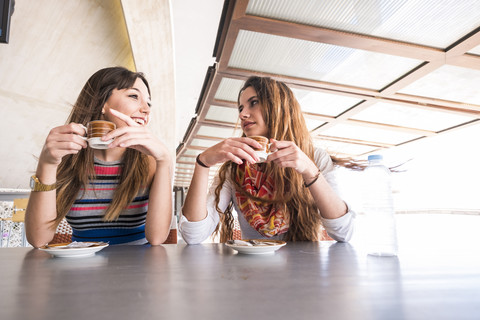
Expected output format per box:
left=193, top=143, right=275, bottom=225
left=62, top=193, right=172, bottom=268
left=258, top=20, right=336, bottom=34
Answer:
left=140, top=101, right=150, bottom=114
left=239, top=108, right=249, bottom=119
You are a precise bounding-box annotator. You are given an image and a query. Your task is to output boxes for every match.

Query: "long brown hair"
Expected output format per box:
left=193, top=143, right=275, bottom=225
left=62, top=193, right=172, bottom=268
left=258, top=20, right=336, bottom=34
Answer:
left=53, top=67, right=150, bottom=226
left=214, top=76, right=323, bottom=242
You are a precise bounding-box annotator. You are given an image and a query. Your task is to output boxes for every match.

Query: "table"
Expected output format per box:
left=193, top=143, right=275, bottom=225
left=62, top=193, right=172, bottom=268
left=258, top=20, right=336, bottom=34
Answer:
left=1, top=240, right=479, bottom=320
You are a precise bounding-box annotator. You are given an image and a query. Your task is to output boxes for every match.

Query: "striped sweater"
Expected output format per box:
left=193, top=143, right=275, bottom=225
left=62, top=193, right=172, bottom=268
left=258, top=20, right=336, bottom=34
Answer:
left=66, top=158, right=149, bottom=245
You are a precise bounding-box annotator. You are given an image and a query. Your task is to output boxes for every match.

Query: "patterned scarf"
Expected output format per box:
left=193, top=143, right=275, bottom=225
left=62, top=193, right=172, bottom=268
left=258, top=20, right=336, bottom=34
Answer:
left=234, top=163, right=289, bottom=237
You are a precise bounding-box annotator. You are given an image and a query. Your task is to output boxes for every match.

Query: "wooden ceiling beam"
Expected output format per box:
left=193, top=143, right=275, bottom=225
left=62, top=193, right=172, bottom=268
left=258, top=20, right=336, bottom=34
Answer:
left=232, top=16, right=444, bottom=62
left=214, top=68, right=480, bottom=114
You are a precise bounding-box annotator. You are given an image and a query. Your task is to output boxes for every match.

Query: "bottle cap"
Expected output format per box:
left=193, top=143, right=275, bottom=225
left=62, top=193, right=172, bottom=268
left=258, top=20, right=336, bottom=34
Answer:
left=368, top=154, right=383, bottom=161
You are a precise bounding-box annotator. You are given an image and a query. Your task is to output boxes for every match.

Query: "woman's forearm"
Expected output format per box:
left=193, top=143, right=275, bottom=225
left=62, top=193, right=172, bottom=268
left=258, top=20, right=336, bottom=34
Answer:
left=145, top=157, right=173, bottom=245
left=181, top=161, right=211, bottom=222
left=25, top=163, right=59, bottom=248
left=303, top=165, right=347, bottom=219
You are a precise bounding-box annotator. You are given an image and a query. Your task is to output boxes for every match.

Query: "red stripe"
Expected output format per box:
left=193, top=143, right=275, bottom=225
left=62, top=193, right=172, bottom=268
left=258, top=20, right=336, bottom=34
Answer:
left=71, top=206, right=108, bottom=211
left=94, top=165, right=121, bottom=175
left=128, top=203, right=148, bottom=209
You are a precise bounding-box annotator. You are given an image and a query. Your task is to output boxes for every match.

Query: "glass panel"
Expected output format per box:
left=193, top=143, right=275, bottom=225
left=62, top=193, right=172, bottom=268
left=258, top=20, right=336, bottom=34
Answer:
left=230, top=30, right=421, bottom=90
left=190, top=138, right=218, bottom=148
left=214, top=78, right=245, bottom=102
left=197, top=125, right=242, bottom=138
left=321, top=123, right=422, bottom=144
left=175, top=167, right=194, bottom=175
left=305, top=118, right=325, bottom=131
left=292, top=87, right=362, bottom=116
left=469, top=45, right=480, bottom=55
left=178, top=157, right=195, bottom=163
left=182, top=149, right=202, bottom=156
left=351, top=102, right=475, bottom=132
left=399, top=65, right=480, bottom=105
left=175, top=163, right=195, bottom=169
left=205, top=105, right=239, bottom=123
left=247, top=0, right=480, bottom=49
left=175, top=173, right=192, bottom=179
left=314, top=138, right=379, bottom=156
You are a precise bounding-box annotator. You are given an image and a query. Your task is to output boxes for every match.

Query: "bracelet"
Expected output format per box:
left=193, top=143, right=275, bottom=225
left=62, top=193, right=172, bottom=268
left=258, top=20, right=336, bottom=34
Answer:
left=196, top=154, right=210, bottom=168
left=304, top=169, right=321, bottom=188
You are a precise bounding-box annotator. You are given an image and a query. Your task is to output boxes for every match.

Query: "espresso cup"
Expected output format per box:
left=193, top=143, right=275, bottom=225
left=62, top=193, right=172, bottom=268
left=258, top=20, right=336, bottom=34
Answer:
left=83, top=120, right=116, bottom=149
left=248, top=136, right=271, bottom=162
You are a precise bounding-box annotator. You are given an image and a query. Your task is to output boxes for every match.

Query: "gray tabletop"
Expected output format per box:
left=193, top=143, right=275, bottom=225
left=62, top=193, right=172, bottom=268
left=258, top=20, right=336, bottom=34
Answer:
left=1, top=241, right=479, bottom=320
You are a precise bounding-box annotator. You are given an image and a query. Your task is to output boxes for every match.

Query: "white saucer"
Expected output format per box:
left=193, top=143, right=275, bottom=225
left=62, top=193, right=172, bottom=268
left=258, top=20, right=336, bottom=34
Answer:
left=39, top=242, right=109, bottom=258
left=225, top=239, right=286, bottom=255
left=255, top=150, right=270, bottom=162
left=88, top=137, right=113, bottom=149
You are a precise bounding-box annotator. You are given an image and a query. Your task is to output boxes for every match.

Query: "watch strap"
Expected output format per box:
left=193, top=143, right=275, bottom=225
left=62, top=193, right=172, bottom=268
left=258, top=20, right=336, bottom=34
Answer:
left=30, top=175, right=56, bottom=192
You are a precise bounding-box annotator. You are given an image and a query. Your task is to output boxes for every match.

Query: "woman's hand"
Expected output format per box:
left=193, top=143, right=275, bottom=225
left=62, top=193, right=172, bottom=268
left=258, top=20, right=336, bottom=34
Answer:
left=39, top=123, right=88, bottom=166
left=104, top=109, right=170, bottom=162
left=197, top=137, right=263, bottom=168
left=266, top=139, right=319, bottom=178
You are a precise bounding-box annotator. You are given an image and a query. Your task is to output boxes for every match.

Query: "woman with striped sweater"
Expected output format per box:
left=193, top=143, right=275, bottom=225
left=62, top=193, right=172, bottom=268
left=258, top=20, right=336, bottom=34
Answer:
left=26, top=67, right=173, bottom=247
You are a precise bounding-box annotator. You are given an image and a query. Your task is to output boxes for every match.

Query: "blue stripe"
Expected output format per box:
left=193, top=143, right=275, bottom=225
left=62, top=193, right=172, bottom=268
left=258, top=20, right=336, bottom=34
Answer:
left=74, top=198, right=112, bottom=204
left=72, top=225, right=146, bottom=245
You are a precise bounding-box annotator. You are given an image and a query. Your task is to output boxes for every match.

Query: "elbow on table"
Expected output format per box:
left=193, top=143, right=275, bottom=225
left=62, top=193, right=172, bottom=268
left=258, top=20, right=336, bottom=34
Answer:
left=27, top=235, right=51, bottom=249
left=147, top=233, right=168, bottom=246
left=178, top=226, right=210, bottom=245
left=183, top=238, right=202, bottom=245
left=332, top=235, right=350, bottom=243
left=25, top=220, right=55, bottom=248
left=177, top=230, right=203, bottom=245
left=327, top=229, right=353, bottom=243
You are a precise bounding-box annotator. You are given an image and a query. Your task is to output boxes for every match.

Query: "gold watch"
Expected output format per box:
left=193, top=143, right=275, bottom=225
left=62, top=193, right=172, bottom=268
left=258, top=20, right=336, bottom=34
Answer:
left=30, top=175, right=56, bottom=192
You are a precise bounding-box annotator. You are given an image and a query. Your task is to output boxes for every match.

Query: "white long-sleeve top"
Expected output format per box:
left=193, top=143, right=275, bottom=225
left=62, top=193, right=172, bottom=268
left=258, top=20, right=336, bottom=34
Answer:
left=179, top=148, right=355, bottom=244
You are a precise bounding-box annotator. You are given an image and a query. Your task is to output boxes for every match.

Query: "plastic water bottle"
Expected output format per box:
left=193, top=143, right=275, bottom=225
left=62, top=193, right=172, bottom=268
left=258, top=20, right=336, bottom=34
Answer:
left=363, top=154, right=398, bottom=256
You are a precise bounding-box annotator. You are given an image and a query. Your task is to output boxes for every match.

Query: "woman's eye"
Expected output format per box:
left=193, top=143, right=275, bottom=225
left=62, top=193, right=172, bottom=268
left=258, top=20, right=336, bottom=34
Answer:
left=129, top=94, right=138, bottom=99
left=251, top=100, right=258, bottom=106
left=238, top=106, right=243, bottom=113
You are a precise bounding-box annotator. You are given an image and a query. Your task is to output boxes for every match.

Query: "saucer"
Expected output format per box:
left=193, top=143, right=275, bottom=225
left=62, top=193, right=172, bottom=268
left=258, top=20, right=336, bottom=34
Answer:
left=39, top=242, right=109, bottom=258
left=225, top=239, right=286, bottom=255
left=255, top=150, right=270, bottom=162
left=88, top=137, right=114, bottom=149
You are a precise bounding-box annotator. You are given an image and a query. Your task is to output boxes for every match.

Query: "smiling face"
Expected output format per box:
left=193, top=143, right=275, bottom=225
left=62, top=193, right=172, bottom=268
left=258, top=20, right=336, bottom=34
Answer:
left=102, top=77, right=151, bottom=128
left=238, top=86, right=268, bottom=137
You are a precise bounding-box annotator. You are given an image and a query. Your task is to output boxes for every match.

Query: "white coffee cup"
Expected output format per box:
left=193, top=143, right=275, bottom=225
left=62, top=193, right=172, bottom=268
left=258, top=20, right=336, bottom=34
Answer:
left=248, top=136, right=272, bottom=163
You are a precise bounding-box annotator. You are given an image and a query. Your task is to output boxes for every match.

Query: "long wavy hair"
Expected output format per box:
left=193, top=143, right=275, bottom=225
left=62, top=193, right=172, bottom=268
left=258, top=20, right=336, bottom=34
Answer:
left=53, top=67, right=150, bottom=227
left=213, top=76, right=326, bottom=242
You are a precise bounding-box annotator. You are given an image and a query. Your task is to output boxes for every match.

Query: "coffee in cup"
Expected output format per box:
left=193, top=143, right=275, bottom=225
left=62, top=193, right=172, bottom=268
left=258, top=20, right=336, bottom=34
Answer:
left=248, top=136, right=271, bottom=162
left=84, top=120, right=116, bottom=149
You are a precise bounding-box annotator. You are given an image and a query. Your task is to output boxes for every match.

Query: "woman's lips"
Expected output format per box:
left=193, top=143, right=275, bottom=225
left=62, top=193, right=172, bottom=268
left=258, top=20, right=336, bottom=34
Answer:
left=132, top=117, right=146, bottom=125
left=242, top=122, right=254, bottom=130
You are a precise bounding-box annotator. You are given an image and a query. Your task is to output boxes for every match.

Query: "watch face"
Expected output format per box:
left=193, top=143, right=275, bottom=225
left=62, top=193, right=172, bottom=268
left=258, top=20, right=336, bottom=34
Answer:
left=30, top=176, right=35, bottom=189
